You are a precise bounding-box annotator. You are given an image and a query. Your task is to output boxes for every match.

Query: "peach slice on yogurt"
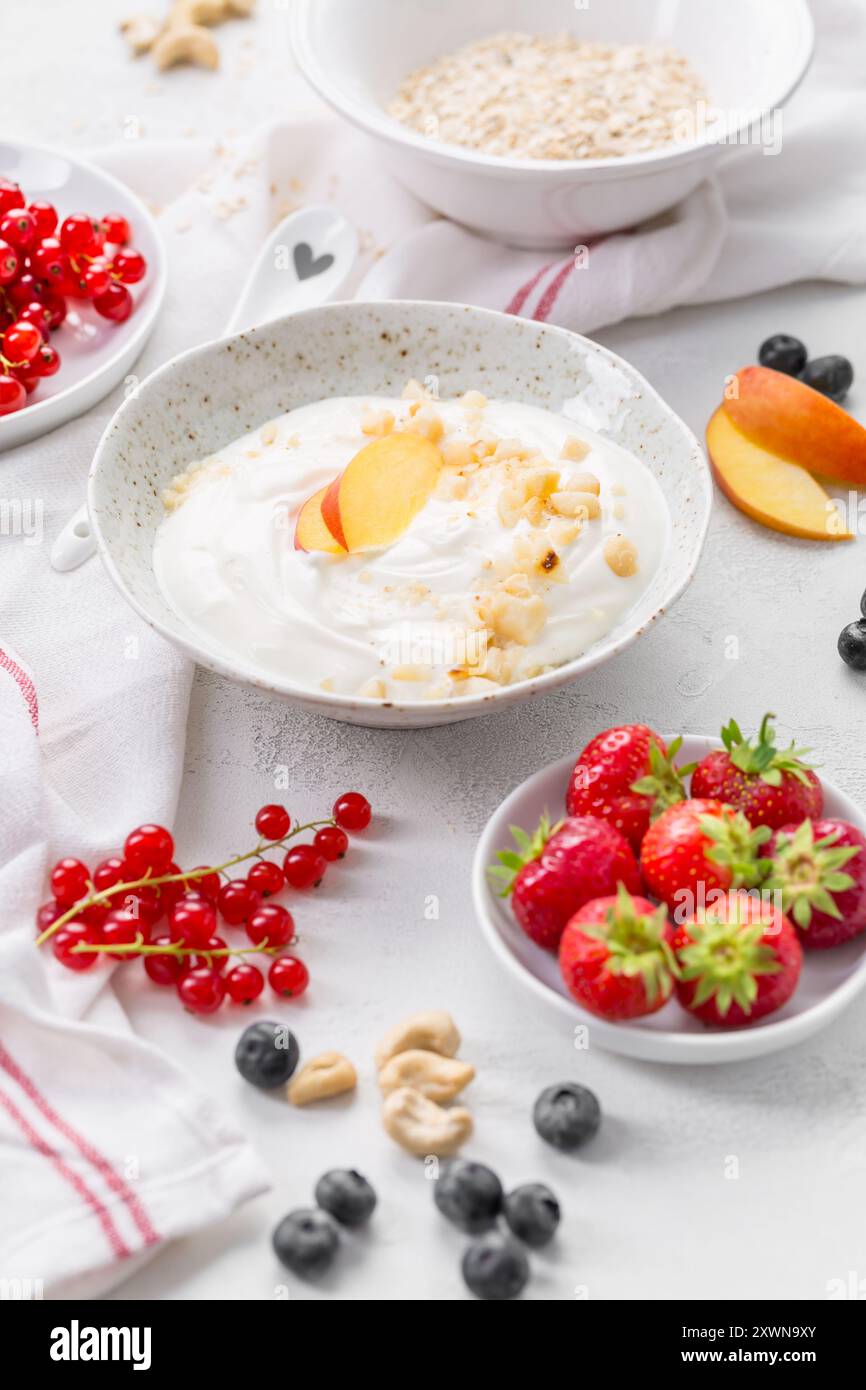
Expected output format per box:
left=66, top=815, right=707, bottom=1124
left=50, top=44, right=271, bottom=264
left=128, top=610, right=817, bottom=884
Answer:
left=321, top=433, right=442, bottom=553
left=294, top=485, right=346, bottom=554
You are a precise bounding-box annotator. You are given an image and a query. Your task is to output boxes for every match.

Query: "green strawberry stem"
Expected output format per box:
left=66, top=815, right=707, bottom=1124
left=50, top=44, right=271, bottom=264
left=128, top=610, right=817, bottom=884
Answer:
left=581, top=883, right=679, bottom=1004
left=630, top=734, right=696, bottom=821
left=720, top=713, right=816, bottom=788
left=487, top=812, right=561, bottom=897
left=700, top=811, right=772, bottom=887
left=763, top=820, right=858, bottom=929
left=678, top=902, right=781, bottom=1017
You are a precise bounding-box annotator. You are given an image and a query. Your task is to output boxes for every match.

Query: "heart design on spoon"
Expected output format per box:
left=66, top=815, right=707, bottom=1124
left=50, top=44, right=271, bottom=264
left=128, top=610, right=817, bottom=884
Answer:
left=293, top=242, right=335, bottom=280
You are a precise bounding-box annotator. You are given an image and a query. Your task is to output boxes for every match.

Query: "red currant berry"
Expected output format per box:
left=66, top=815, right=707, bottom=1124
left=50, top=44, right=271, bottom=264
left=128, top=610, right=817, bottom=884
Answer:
left=0, top=179, right=24, bottom=214
left=50, top=856, right=90, bottom=908
left=178, top=967, right=225, bottom=1014
left=16, top=301, right=51, bottom=340
left=0, top=239, right=20, bottom=285
left=93, top=281, right=133, bottom=323
left=53, top=922, right=99, bottom=972
left=30, top=237, right=71, bottom=284
left=283, top=844, right=326, bottom=890
left=255, top=804, right=291, bottom=841
left=101, top=213, right=130, bottom=245
left=268, top=955, right=309, bottom=999
left=144, top=935, right=184, bottom=986
left=246, top=903, right=294, bottom=949
left=93, top=857, right=125, bottom=893
left=247, top=860, right=284, bottom=897
left=0, top=210, right=37, bottom=252
left=79, top=901, right=109, bottom=930
left=102, top=908, right=149, bottom=958
left=3, top=319, right=43, bottom=364
left=332, top=792, right=372, bottom=832
left=170, top=894, right=217, bottom=948
left=123, top=823, right=174, bottom=875
left=193, top=936, right=229, bottom=974
left=0, top=374, right=26, bottom=415
left=118, top=885, right=164, bottom=927
left=36, top=900, right=64, bottom=933
left=225, top=963, right=265, bottom=1005
left=9, top=367, right=39, bottom=395
left=40, top=290, right=67, bottom=330
left=59, top=212, right=99, bottom=256
left=33, top=343, right=60, bottom=377
left=187, top=866, right=220, bottom=902
left=81, top=261, right=111, bottom=298
left=6, top=274, right=45, bottom=309
left=217, top=879, right=261, bottom=926
left=28, top=201, right=58, bottom=237
left=112, top=248, right=147, bottom=284
left=314, top=825, right=349, bottom=861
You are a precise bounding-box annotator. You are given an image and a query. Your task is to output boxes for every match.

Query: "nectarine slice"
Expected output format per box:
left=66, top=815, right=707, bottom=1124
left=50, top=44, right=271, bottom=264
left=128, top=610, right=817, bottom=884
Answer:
left=707, top=408, right=852, bottom=542
left=724, top=366, right=866, bottom=486
left=321, top=433, right=442, bottom=553
left=294, top=485, right=346, bottom=554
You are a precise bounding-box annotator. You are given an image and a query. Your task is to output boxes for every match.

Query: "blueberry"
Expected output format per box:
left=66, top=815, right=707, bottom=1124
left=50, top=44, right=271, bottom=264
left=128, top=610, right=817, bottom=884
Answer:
left=434, top=1159, right=503, bottom=1233
left=533, top=1082, right=601, bottom=1151
left=315, top=1169, right=377, bottom=1227
left=800, top=354, right=854, bottom=403
left=839, top=620, right=866, bottom=671
left=861, top=589, right=866, bottom=621
left=272, top=1208, right=338, bottom=1277
left=234, top=1020, right=299, bottom=1089
left=462, top=1233, right=529, bottom=1300
left=758, top=334, right=807, bottom=377
left=503, top=1183, right=561, bottom=1248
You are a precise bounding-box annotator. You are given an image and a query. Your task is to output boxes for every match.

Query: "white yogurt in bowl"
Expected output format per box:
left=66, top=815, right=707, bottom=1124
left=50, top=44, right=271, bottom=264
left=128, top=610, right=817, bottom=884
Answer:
left=153, top=382, right=669, bottom=703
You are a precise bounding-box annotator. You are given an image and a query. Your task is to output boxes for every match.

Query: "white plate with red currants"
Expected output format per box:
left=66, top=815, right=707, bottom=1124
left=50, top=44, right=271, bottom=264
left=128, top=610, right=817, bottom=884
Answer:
left=0, top=140, right=166, bottom=451
left=472, top=716, right=866, bottom=1064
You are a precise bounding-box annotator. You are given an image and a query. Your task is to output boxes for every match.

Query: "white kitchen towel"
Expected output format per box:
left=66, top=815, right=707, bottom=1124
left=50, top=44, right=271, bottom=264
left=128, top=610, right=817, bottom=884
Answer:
left=1, top=0, right=864, bottom=1298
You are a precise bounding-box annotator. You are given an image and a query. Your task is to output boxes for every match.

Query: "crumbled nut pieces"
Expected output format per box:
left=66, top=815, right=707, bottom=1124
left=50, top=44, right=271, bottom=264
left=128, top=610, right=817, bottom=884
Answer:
left=388, top=32, right=707, bottom=162
left=375, top=1012, right=475, bottom=1158
left=120, top=0, right=255, bottom=69
left=603, top=533, right=640, bottom=577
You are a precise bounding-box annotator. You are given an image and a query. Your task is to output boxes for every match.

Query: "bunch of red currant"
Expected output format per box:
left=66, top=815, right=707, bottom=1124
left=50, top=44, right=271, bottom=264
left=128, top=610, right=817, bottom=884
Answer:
left=34, top=792, right=372, bottom=1015
left=0, top=177, right=149, bottom=417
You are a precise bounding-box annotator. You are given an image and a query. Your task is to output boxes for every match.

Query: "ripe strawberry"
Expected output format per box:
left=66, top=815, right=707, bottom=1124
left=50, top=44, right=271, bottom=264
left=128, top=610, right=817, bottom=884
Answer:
left=691, top=713, right=822, bottom=830
left=761, top=818, right=866, bottom=949
left=489, top=814, right=641, bottom=951
left=640, top=798, right=770, bottom=917
left=558, top=885, right=677, bottom=1020
left=672, top=890, right=802, bottom=1026
left=566, top=724, right=692, bottom=852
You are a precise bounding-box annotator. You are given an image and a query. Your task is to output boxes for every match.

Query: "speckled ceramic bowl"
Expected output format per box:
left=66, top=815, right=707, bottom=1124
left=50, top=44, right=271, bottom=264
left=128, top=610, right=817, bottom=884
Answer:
left=88, top=301, right=711, bottom=728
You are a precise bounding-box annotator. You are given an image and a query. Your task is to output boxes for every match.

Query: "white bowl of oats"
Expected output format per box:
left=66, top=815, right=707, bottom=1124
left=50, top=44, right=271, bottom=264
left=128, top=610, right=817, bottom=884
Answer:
left=290, top=0, right=814, bottom=249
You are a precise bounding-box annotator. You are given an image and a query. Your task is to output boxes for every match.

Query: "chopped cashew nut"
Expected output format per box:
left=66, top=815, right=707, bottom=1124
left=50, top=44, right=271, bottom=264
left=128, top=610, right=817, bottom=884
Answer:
left=374, top=1010, right=461, bottom=1070
left=561, top=435, right=591, bottom=462
left=152, top=22, right=219, bottom=69
left=287, top=1052, right=357, bottom=1106
left=378, top=1049, right=475, bottom=1103
left=603, top=533, right=639, bottom=577
left=382, top=1086, right=473, bottom=1157
left=568, top=471, right=601, bottom=496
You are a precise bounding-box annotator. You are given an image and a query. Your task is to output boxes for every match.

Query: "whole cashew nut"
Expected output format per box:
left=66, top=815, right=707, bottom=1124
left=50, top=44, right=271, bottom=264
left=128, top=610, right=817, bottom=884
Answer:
left=378, top=1049, right=475, bottom=1104
left=374, top=1011, right=460, bottom=1071
left=382, top=1086, right=473, bottom=1158
left=171, top=0, right=229, bottom=23
left=152, top=21, right=220, bottom=70
left=287, top=1052, right=357, bottom=1107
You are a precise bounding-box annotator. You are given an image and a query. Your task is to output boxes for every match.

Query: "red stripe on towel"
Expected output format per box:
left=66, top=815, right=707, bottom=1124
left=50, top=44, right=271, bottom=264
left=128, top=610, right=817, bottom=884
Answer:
left=0, top=647, right=39, bottom=730
left=504, top=262, right=554, bottom=316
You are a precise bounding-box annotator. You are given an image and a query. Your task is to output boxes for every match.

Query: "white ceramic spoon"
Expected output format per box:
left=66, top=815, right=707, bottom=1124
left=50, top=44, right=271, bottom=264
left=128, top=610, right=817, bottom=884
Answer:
left=50, top=204, right=358, bottom=572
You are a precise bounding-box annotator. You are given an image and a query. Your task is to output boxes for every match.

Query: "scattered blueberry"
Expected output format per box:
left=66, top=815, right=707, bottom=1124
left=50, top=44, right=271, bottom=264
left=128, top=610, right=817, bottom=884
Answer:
left=272, top=1208, right=339, bottom=1277
left=533, top=1081, right=601, bottom=1151
left=799, top=354, right=854, bottom=404
left=503, top=1183, right=561, bottom=1248
left=315, top=1169, right=377, bottom=1227
left=839, top=620, right=866, bottom=671
left=861, top=589, right=866, bottom=621
left=758, top=334, right=807, bottom=377
left=434, top=1159, right=503, bottom=1234
left=234, top=1020, right=299, bottom=1089
left=462, top=1232, right=529, bottom=1301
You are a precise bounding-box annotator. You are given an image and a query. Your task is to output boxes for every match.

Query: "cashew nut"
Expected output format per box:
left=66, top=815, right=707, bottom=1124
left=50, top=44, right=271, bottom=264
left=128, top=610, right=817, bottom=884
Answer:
left=378, top=1049, right=475, bottom=1104
left=374, top=1010, right=460, bottom=1070
left=287, top=1052, right=357, bottom=1107
left=225, top=0, right=255, bottom=13
left=119, top=14, right=163, bottom=54
left=152, top=21, right=220, bottom=70
left=171, top=0, right=228, bottom=23
left=382, top=1086, right=473, bottom=1158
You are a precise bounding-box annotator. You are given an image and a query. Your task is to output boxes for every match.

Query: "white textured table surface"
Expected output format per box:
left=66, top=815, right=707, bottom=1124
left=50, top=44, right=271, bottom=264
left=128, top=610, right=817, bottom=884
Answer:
left=8, top=2, right=866, bottom=1302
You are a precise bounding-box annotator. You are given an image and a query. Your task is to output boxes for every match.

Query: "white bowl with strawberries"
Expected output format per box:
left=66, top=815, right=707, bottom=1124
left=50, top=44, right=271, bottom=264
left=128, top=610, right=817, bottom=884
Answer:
left=473, top=716, right=866, bottom=1063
